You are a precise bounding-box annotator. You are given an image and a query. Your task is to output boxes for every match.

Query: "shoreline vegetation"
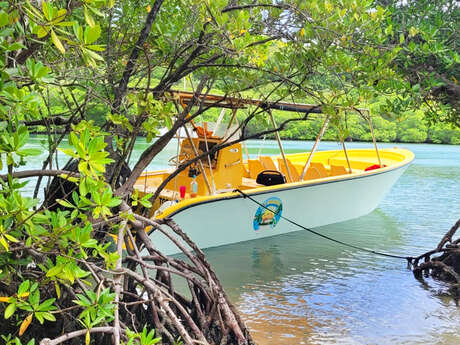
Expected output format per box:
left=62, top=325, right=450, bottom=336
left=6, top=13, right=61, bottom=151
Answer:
left=37, top=85, right=460, bottom=145
left=30, top=102, right=460, bottom=145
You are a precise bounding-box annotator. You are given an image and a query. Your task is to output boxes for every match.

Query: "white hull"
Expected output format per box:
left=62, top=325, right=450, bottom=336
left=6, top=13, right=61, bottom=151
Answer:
left=148, top=164, right=409, bottom=255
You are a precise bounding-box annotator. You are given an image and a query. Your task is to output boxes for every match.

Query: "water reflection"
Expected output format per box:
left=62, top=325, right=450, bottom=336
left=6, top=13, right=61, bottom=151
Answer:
left=202, top=177, right=460, bottom=345
left=204, top=210, right=406, bottom=296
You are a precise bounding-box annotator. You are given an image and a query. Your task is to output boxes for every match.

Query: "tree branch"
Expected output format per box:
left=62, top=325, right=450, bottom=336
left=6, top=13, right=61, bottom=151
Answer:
left=40, top=327, right=115, bottom=345
left=0, top=170, right=78, bottom=181
left=115, top=76, right=210, bottom=196
left=437, top=218, right=460, bottom=251
left=112, top=0, right=165, bottom=112
left=222, top=3, right=289, bottom=13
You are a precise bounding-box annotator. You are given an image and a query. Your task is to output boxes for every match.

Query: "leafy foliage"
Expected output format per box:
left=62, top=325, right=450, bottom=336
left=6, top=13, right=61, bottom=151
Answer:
left=380, top=0, right=460, bottom=127
left=0, top=0, right=457, bottom=344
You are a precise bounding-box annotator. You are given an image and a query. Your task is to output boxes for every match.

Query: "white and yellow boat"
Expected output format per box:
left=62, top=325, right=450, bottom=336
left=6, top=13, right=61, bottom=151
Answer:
left=134, top=91, right=414, bottom=255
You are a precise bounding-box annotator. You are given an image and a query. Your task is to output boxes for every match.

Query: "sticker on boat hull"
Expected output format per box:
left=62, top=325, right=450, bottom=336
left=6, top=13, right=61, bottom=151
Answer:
left=253, top=197, right=283, bottom=231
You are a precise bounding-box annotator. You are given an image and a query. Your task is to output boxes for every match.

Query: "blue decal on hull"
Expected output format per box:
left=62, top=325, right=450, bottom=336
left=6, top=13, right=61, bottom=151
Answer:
left=253, top=197, right=283, bottom=231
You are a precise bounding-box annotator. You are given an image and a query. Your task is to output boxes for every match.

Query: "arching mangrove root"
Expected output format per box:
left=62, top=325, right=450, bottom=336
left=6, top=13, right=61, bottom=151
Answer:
left=411, top=218, right=460, bottom=297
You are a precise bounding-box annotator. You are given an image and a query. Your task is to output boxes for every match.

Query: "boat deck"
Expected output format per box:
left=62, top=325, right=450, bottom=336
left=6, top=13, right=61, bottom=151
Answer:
left=134, top=147, right=415, bottom=219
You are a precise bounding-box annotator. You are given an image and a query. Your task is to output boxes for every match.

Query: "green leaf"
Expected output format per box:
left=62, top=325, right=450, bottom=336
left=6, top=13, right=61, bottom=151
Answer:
left=29, top=289, right=40, bottom=306
left=55, top=282, right=61, bottom=299
left=35, top=311, right=44, bottom=324
left=46, top=265, right=63, bottom=277
left=36, top=26, right=49, bottom=38
left=7, top=42, right=26, bottom=51
left=4, top=302, right=16, bottom=319
left=41, top=311, right=56, bottom=321
left=107, top=198, right=121, bottom=207
left=42, top=1, right=50, bottom=21
left=79, top=180, right=88, bottom=196
left=59, top=148, right=77, bottom=158
left=37, top=298, right=56, bottom=311
left=399, top=33, right=405, bottom=44
left=84, top=6, right=95, bottom=27
left=85, top=24, right=101, bottom=44
left=0, top=236, right=8, bottom=251
left=56, top=199, right=75, bottom=208
left=0, top=11, right=8, bottom=27
left=53, top=8, right=67, bottom=23
left=56, top=21, right=76, bottom=27
left=4, top=234, right=18, bottom=243
left=18, top=280, right=30, bottom=296
left=86, top=44, right=105, bottom=52
left=0, top=27, right=13, bottom=36
left=50, top=30, right=65, bottom=54
left=82, top=239, right=97, bottom=248
left=17, top=148, right=43, bottom=156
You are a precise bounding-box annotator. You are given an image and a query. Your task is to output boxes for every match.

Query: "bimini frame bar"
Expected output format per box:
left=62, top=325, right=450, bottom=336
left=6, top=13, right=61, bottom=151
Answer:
left=135, top=88, right=380, bottom=184
left=164, top=90, right=324, bottom=114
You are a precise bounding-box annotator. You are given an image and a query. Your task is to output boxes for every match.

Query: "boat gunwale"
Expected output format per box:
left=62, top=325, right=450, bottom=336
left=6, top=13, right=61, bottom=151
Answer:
left=152, top=148, right=415, bottom=220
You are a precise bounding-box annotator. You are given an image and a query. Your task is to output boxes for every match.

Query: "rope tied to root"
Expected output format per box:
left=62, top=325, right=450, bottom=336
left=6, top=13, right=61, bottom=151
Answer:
left=234, top=189, right=414, bottom=265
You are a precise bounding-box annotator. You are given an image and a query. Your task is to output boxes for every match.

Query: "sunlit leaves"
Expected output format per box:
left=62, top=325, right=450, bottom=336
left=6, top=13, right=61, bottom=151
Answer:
left=0, top=86, right=41, bottom=120
left=126, top=326, right=161, bottom=345
left=25, top=0, right=104, bottom=64
left=131, top=189, right=152, bottom=208
left=0, top=224, right=19, bottom=252
left=25, top=58, right=52, bottom=84
left=0, top=126, right=42, bottom=168
left=85, top=24, right=101, bottom=44
left=71, top=23, right=104, bottom=66
left=408, top=26, right=419, bottom=38
left=27, top=0, right=74, bottom=53
left=50, top=29, right=65, bottom=54
left=75, top=288, right=115, bottom=329
left=385, top=0, right=459, bottom=125
left=0, top=0, right=119, bottom=338
left=60, top=129, right=113, bottom=177
left=45, top=256, right=90, bottom=284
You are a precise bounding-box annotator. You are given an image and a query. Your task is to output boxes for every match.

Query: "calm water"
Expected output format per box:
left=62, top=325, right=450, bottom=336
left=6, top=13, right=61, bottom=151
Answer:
left=22, top=137, right=460, bottom=344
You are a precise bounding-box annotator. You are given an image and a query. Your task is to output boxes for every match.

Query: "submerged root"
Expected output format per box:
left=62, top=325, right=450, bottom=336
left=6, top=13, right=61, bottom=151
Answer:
left=411, top=218, right=460, bottom=298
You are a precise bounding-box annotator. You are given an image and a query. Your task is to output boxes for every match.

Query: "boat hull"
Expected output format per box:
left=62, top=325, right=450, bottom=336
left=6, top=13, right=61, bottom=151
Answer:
left=148, top=163, right=410, bottom=255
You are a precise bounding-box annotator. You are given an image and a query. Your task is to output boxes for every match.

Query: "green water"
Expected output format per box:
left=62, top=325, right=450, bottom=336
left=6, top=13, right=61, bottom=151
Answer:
left=22, top=137, right=460, bottom=344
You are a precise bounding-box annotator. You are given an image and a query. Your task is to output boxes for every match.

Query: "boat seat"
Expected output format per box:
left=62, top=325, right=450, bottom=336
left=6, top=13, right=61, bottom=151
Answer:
left=238, top=177, right=263, bottom=190
left=330, top=164, right=348, bottom=176
left=277, top=158, right=301, bottom=182
left=259, top=156, right=277, bottom=170
left=303, top=167, right=321, bottom=180
left=247, top=159, right=265, bottom=179
left=310, top=162, right=329, bottom=178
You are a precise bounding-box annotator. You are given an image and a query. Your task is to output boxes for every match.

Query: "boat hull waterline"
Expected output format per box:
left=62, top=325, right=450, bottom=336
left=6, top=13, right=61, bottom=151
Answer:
left=147, top=153, right=413, bottom=255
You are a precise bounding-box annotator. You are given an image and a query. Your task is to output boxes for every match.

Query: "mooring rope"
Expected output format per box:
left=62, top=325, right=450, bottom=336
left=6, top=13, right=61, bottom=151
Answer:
left=235, top=189, right=414, bottom=264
